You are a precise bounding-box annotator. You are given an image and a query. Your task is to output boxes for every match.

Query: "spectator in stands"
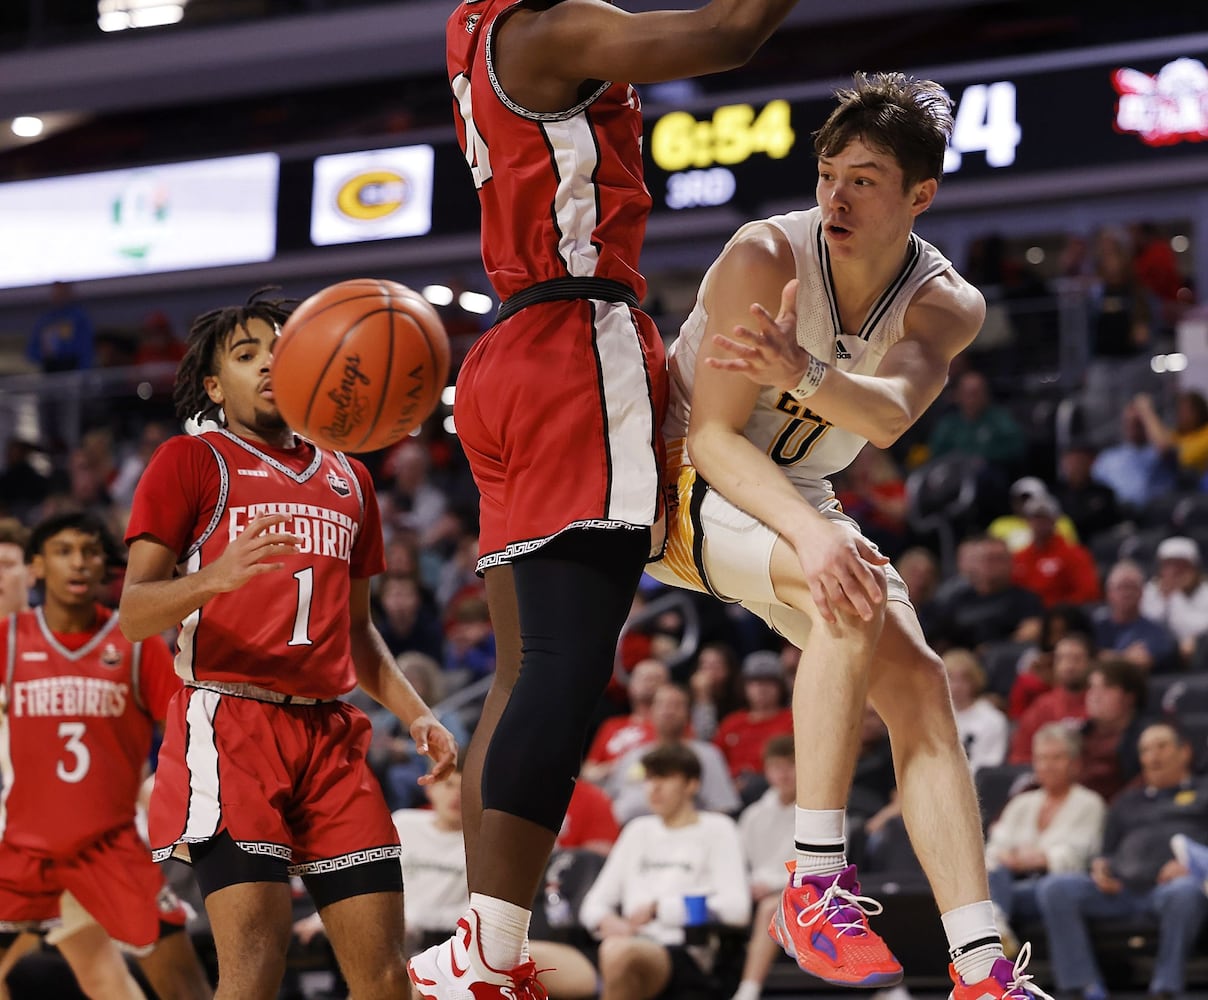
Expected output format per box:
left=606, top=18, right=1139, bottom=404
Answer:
left=0, top=438, right=54, bottom=521
left=110, top=420, right=173, bottom=510
left=381, top=442, right=449, bottom=548
left=582, top=658, right=669, bottom=784
left=986, top=724, right=1106, bottom=955
left=1142, top=536, right=1208, bottom=664
left=731, top=735, right=795, bottom=1000
left=1007, top=604, right=1094, bottom=720
left=0, top=517, right=31, bottom=616
left=1078, top=659, right=1150, bottom=803
left=927, top=369, right=1027, bottom=486
left=1131, top=221, right=1187, bottom=329
left=606, top=684, right=740, bottom=824
left=945, top=648, right=1008, bottom=772
left=442, top=585, right=496, bottom=683
left=1091, top=399, right=1178, bottom=511
left=1011, top=493, right=1101, bottom=608
left=714, top=651, right=794, bottom=797
left=580, top=743, right=751, bottom=1000
left=1092, top=560, right=1180, bottom=674
left=1052, top=441, right=1120, bottom=544
left=989, top=476, right=1080, bottom=554
left=367, top=651, right=472, bottom=811
left=1134, top=390, right=1208, bottom=479
left=557, top=776, right=621, bottom=857
left=1009, top=633, right=1095, bottom=765
left=833, top=448, right=909, bottom=559
left=895, top=546, right=941, bottom=639
left=373, top=573, right=445, bottom=661
left=25, top=281, right=94, bottom=373
left=1036, top=721, right=1208, bottom=1000
left=687, top=642, right=744, bottom=743
left=931, top=535, right=1045, bottom=652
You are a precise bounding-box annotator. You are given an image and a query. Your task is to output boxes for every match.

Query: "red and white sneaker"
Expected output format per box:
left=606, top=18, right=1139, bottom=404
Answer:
left=949, top=942, right=1056, bottom=1000
left=407, top=909, right=548, bottom=1000
left=768, top=862, right=903, bottom=988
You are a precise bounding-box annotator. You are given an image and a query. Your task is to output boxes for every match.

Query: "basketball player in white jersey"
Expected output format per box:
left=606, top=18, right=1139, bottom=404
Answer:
left=649, top=73, right=1050, bottom=1000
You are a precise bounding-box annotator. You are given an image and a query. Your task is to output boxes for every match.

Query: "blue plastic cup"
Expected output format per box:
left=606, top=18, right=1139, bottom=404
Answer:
left=683, top=894, right=708, bottom=926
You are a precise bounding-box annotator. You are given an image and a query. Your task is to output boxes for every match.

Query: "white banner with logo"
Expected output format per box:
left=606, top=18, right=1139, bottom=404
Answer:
left=0, top=153, right=279, bottom=289
left=310, top=144, right=435, bottom=246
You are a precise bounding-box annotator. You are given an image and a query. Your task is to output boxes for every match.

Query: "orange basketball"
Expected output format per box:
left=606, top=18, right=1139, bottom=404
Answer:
left=272, top=278, right=451, bottom=453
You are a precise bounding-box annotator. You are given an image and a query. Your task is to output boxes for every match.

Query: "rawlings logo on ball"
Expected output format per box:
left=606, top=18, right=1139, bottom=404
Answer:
left=321, top=355, right=372, bottom=444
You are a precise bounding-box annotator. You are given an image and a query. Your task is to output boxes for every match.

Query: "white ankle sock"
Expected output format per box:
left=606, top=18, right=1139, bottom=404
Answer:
left=942, top=900, right=1004, bottom=984
left=794, top=807, right=847, bottom=879
left=731, top=980, right=762, bottom=1000
left=470, top=892, right=531, bottom=970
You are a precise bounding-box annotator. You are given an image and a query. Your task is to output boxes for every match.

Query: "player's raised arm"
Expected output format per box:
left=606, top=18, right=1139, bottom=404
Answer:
left=495, top=0, right=799, bottom=105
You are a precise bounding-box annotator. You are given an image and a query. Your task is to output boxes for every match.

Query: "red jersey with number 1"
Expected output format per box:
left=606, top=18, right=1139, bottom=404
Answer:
left=0, top=606, right=179, bottom=856
left=125, top=430, right=385, bottom=700
left=446, top=0, right=651, bottom=300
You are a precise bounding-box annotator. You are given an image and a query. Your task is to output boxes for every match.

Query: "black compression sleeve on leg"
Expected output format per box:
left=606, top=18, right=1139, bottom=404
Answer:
left=481, top=527, right=650, bottom=832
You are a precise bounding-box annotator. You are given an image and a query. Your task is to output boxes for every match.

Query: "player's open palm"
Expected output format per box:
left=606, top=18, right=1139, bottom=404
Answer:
left=796, top=521, right=889, bottom=625
left=412, top=714, right=458, bottom=785
left=209, top=513, right=302, bottom=593
left=707, top=278, right=807, bottom=389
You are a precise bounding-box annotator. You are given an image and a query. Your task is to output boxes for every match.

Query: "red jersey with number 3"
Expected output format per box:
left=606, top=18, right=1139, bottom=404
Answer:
left=125, top=430, right=385, bottom=700
left=0, top=606, right=179, bottom=856
left=446, top=0, right=651, bottom=299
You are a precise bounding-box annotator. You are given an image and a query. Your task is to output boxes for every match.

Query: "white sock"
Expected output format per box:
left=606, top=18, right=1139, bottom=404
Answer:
left=470, top=892, right=531, bottom=970
left=731, top=980, right=762, bottom=1000
left=942, top=900, right=1004, bottom=984
left=794, top=807, right=847, bottom=879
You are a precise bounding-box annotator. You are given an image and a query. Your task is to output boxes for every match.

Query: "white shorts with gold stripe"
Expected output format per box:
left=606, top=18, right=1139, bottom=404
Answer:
left=647, top=463, right=911, bottom=650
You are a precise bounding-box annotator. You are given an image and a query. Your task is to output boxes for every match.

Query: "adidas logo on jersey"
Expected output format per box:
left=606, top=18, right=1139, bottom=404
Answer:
left=835, top=338, right=852, bottom=360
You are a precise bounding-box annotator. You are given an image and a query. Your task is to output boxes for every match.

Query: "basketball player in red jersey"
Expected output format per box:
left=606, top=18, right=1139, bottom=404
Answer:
left=120, top=293, right=457, bottom=1000
left=410, top=3, right=801, bottom=997
left=0, top=512, right=209, bottom=1000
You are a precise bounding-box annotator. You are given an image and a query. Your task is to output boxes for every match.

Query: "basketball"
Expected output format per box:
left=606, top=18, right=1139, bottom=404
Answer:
left=271, top=278, right=451, bottom=453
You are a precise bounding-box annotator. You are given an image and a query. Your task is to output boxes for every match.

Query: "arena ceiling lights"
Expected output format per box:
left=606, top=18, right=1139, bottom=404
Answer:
left=98, top=0, right=190, bottom=32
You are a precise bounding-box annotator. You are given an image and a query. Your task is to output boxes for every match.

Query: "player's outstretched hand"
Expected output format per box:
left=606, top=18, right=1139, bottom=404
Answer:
left=706, top=278, right=807, bottom=390
left=209, top=514, right=302, bottom=593
left=797, top=521, right=889, bottom=625
left=412, top=714, right=458, bottom=785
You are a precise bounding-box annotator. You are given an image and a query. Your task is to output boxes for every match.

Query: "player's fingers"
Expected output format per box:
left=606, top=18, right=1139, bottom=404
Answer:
left=246, top=514, right=290, bottom=535
left=254, top=533, right=303, bottom=549
left=848, top=560, right=885, bottom=609
left=832, top=572, right=874, bottom=621
left=810, top=579, right=837, bottom=624
left=853, top=536, right=892, bottom=565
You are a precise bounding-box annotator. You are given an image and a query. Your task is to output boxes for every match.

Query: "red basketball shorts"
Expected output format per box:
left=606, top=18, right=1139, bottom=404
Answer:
left=149, top=689, right=401, bottom=874
left=455, top=298, right=668, bottom=572
left=0, top=823, right=180, bottom=953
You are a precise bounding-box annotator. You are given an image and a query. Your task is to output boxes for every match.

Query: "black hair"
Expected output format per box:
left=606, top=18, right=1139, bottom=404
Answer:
left=27, top=511, right=124, bottom=568
left=814, top=71, right=954, bottom=189
left=174, top=287, right=295, bottom=425
left=1091, top=658, right=1147, bottom=712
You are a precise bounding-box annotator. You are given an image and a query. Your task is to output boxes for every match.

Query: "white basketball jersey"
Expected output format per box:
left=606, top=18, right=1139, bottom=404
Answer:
left=665, top=205, right=952, bottom=483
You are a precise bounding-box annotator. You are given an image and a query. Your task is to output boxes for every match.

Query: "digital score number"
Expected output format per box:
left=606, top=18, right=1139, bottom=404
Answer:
left=943, top=81, right=1022, bottom=172
left=650, top=100, right=795, bottom=210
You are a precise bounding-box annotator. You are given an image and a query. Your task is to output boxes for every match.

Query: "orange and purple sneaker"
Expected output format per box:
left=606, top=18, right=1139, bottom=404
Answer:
left=768, top=862, right=903, bottom=988
left=948, top=943, right=1056, bottom=1000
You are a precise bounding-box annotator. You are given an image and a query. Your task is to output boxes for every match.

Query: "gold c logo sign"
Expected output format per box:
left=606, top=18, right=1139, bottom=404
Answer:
left=335, top=170, right=409, bottom=221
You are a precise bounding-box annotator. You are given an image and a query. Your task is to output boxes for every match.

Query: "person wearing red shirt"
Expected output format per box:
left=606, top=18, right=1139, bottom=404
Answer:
left=1012, top=495, right=1102, bottom=608
left=0, top=512, right=208, bottom=1000
left=1008, top=634, right=1095, bottom=765
left=555, top=779, right=620, bottom=857
left=581, top=658, right=667, bottom=785
left=121, top=293, right=456, bottom=1000
left=714, top=652, right=794, bottom=792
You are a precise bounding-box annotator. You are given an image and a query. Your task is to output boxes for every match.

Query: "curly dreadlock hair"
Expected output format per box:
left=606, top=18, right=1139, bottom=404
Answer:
left=173, top=287, right=296, bottom=425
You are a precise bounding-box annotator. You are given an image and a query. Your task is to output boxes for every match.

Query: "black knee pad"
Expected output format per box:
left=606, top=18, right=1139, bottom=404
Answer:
left=482, top=528, right=649, bottom=831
